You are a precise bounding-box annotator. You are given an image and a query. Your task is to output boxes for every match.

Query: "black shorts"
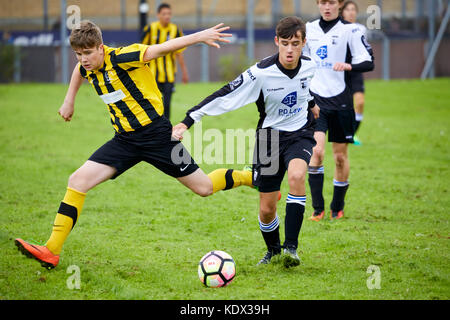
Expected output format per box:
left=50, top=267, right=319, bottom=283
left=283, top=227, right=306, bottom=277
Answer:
left=349, top=71, right=365, bottom=94
left=89, top=116, right=199, bottom=179
left=315, top=108, right=356, bottom=144
left=252, top=129, right=316, bottom=193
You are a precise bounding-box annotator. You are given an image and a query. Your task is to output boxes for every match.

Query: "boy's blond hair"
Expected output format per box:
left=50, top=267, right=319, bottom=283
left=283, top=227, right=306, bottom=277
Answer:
left=69, top=20, right=103, bottom=49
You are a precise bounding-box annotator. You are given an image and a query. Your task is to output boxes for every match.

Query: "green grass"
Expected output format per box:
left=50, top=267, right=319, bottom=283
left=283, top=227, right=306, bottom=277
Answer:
left=0, top=79, right=449, bottom=300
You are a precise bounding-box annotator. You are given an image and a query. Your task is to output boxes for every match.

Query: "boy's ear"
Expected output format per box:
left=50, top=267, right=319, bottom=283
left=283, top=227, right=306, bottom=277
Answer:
left=274, top=36, right=279, bottom=47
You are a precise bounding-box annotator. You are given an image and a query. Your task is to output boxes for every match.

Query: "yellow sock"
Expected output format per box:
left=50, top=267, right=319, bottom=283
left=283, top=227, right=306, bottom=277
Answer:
left=46, top=187, right=86, bottom=255
left=208, top=169, right=253, bottom=194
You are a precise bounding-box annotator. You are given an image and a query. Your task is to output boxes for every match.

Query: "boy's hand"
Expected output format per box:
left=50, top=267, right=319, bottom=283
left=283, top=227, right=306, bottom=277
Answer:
left=311, top=104, right=320, bottom=119
left=198, top=23, right=232, bottom=49
left=172, top=123, right=188, bottom=141
left=333, top=62, right=352, bottom=72
left=58, top=101, right=74, bottom=122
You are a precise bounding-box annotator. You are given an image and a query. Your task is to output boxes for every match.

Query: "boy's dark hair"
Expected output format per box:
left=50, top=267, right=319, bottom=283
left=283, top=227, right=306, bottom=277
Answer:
left=342, top=0, right=358, bottom=13
left=276, top=16, right=306, bottom=41
left=157, top=3, right=171, bottom=13
left=69, top=20, right=103, bottom=49
left=316, top=0, right=345, bottom=3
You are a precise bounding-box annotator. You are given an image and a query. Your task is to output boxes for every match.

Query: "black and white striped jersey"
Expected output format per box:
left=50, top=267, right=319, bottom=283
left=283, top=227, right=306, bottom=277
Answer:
left=182, top=54, right=317, bottom=136
left=303, top=17, right=374, bottom=110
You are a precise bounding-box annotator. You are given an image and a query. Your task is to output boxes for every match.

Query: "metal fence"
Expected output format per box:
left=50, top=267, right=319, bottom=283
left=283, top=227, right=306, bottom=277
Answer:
left=0, top=0, right=449, bottom=83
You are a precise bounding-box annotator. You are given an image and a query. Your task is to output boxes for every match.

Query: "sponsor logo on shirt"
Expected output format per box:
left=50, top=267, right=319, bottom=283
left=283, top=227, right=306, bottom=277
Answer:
left=247, top=69, right=256, bottom=81
left=228, top=74, right=244, bottom=91
left=316, top=45, right=328, bottom=60
left=103, top=71, right=110, bottom=83
left=332, top=35, right=339, bottom=45
left=279, top=91, right=302, bottom=117
left=267, top=87, right=284, bottom=92
left=300, top=78, right=308, bottom=89
left=281, top=92, right=297, bottom=108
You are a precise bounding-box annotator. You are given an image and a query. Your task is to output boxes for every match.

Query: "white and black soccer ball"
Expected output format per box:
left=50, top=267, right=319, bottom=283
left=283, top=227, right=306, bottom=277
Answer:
left=198, top=250, right=236, bottom=288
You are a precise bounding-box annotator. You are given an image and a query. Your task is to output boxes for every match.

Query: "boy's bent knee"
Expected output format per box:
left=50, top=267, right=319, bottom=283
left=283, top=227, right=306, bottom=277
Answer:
left=193, top=183, right=213, bottom=197
left=68, top=170, right=91, bottom=193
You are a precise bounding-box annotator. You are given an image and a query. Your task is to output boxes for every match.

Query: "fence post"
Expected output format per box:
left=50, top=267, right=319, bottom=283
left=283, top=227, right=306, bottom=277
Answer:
left=427, top=0, right=436, bottom=78
left=246, top=0, right=255, bottom=62
left=121, top=0, right=126, bottom=30
left=14, top=46, right=21, bottom=83
left=421, top=4, right=450, bottom=79
left=382, top=34, right=390, bottom=81
left=60, top=0, right=68, bottom=84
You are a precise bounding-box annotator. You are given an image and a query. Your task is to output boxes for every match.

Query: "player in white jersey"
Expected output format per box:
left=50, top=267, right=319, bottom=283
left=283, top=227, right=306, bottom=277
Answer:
left=342, top=0, right=367, bottom=145
left=172, top=17, right=320, bottom=266
left=303, top=0, right=374, bottom=221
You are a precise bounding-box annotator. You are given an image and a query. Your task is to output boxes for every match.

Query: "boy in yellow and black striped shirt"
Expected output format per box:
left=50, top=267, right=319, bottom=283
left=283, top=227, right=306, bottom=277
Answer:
left=80, top=43, right=163, bottom=133
left=15, top=20, right=254, bottom=269
left=141, top=3, right=189, bottom=120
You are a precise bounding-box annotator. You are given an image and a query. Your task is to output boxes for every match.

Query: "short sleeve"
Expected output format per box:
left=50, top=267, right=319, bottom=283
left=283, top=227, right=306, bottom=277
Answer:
left=348, top=26, right=373, bottom=65
left=112, top=43, right=150, bottom=68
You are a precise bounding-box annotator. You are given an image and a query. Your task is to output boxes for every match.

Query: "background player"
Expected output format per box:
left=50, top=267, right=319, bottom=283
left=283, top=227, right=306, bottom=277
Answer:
left=15, top=20, right=254, bottom=269
left=173, top=17, right=320, bottom=267
left=141, top=2, right=189, bottom=121
left=341, top=0, right=367, bottom=145
left=304, top=0, right=374, bottom=221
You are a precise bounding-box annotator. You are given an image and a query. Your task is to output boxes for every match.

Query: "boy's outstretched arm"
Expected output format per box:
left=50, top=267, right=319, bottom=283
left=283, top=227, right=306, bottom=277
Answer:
left=143, top=23, right=232, bottom=62
left=172, top=65, right=263, bottom=141
left=58, top=64, right=84, bottom=122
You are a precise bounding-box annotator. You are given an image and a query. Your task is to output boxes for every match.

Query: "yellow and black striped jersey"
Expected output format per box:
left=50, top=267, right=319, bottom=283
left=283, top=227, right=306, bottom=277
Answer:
left=141, top=21, right=185, bottom=83
left=79, top=44, right=164, bottom=134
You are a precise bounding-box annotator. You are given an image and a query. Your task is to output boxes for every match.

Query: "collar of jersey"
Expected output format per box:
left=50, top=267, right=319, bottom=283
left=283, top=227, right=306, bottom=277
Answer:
left=319, top=16, right=341, bottom=33
left=275, top=53, right=302, bottom=79
left=155, top=21, right=171, bottom=30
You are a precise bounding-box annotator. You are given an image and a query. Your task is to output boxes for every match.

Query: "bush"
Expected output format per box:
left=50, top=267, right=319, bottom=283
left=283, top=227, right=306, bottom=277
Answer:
left=0, top=44, right=16, bottom=82
left=218, top=45, right=256, bottom=82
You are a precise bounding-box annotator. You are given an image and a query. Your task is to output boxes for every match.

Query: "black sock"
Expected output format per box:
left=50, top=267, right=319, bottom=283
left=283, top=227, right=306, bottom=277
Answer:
left=283, top=194, right=305, bottom=249
left=259, top=215, right=281, bottom=254
left=330, top=180, right=349, bottom=212
left=308, top=166, right=325, bottom=213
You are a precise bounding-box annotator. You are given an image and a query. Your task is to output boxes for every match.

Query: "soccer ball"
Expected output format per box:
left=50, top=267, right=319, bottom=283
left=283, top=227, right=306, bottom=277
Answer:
left=198, top=250, right=236, bottom=288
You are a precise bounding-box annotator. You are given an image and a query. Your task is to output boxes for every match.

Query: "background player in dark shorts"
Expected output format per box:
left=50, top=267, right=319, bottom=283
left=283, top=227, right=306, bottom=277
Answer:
left=314, top=107, right=356, bottom=143
left=305, top=0, right=374, bottom=222
left=342, top=0, right=367, bottom=145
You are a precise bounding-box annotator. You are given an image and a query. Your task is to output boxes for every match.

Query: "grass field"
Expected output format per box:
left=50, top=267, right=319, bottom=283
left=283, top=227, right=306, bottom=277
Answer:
left=0, top=78, right=449, bottom=300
